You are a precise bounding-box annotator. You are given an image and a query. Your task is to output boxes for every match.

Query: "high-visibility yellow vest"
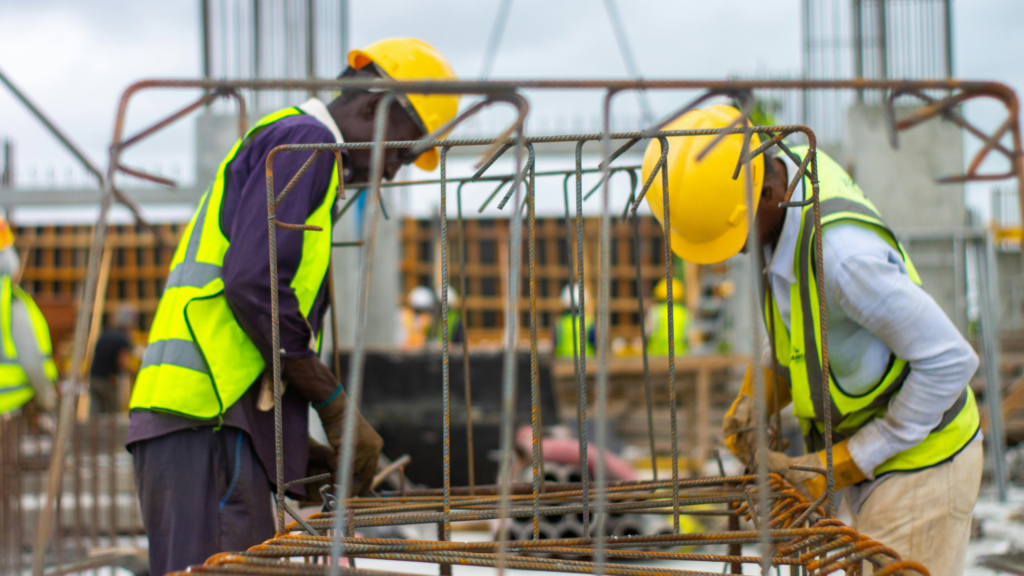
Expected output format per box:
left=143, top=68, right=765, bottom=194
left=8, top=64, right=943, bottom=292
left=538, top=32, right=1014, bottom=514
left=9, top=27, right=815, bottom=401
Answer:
left=765, top=146, right=979, bottom=477
left=0, top=276, right=58, bottom=414
left=432, top=309, right=461, bottom=343
left=131, top=108, right=339, bottom=419
left=554, top=313, right=594, bottom=359
left=646, top=302, right=687, bottom=356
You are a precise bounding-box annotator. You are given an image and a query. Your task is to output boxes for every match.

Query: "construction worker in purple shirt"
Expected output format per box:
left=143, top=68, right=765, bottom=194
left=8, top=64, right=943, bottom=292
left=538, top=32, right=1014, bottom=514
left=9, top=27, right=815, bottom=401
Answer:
left=127, top=38, right=460, bottom=575
left=644, top=105, right=980, bottom=576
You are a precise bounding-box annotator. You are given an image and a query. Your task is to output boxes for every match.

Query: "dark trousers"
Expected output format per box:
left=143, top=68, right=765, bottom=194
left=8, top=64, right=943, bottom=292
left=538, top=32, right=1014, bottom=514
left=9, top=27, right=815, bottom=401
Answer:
left=89, top=376, right=119, bottom=413
left=130, top=427, right=275, bottom=576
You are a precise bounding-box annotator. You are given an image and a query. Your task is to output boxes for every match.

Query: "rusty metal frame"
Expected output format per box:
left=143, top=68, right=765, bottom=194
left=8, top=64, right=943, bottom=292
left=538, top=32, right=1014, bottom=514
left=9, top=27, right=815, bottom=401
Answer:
left=26, top=77, right=1024, bottom=576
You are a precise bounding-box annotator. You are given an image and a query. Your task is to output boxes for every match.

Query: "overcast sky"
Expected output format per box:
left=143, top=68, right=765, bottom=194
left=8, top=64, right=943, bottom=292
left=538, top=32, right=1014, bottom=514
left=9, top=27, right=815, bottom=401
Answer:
left=1, top=0, right=1022, bottom=214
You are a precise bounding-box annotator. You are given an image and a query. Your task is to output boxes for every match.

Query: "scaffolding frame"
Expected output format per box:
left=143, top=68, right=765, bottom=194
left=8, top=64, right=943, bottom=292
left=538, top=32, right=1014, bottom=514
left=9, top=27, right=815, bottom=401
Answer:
left=24, top=76, right=1024, bottom=576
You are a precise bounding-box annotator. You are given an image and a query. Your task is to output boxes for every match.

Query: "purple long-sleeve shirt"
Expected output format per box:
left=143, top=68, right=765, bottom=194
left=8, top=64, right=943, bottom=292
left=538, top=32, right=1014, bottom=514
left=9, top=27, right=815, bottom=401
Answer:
left=128, top=103, right=346, bottom=496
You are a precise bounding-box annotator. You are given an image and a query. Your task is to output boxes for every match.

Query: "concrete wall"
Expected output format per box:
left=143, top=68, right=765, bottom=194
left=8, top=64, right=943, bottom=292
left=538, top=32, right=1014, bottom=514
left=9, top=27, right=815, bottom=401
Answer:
left=843, top=104, right=967, bottom=329
left=843, top=104, right=966, bottom=230
left=998, top=249, right=1024, bottom=332
left=195, top=113, right=253, bottom=190
left=323, top=188, right=401, bottom=348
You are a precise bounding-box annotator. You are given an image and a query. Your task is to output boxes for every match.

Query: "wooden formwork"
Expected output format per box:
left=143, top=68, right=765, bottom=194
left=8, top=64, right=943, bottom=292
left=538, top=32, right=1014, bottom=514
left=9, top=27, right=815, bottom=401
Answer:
left=400, top=215, right=670, bottom=347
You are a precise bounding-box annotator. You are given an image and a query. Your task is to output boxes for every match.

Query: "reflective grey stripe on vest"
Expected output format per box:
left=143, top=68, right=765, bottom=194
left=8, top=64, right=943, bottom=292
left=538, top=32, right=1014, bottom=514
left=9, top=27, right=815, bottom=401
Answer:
left=166, top=192, right=223, bottom=290
left=0, top=383, right=29, bottom=394
left=797, top=197, right=896, bottom=425
left=141, top=338, right=210, bottom=374
left=933, top=388, right=969, bottom=432
left=167, top=261, right=222, bottom=290
left=804, top=388, right=969, bottom=453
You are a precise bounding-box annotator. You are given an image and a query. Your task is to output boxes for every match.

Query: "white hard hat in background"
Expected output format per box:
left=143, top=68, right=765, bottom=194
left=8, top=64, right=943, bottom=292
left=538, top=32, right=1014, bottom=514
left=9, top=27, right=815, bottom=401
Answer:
left=445, top=285, right=459, bottom=306
left=408, top=286, right=437, bottom=311
left=559, top=284, right=588, bottom=309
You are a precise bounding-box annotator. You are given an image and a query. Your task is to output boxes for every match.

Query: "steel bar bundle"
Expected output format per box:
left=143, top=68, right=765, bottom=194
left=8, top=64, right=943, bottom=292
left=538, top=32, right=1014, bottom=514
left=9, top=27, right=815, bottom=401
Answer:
left=26, top=76, right=1024, bottom=576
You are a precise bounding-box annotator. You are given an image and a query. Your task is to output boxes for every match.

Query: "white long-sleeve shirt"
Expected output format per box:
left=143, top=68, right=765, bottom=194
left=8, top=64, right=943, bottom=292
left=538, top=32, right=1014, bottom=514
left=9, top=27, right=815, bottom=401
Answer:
left=765, top=155, right=980, bottom=510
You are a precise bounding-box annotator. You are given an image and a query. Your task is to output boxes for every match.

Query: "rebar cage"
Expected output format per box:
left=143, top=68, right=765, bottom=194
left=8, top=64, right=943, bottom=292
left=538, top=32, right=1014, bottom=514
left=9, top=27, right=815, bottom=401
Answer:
left=23, top=77, right=1024, bottom=576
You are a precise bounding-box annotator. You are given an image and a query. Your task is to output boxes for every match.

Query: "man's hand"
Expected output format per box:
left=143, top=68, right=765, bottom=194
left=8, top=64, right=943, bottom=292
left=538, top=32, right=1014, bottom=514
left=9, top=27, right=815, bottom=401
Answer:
left=284, top=357, right=384, bottom=497
left=723, top=365, right=791, bottom=467
left=301, top=437, right=338, bottom=507
left=317, top=393, right=384, bottom=497
left=760, top=440, right=866, bottom=500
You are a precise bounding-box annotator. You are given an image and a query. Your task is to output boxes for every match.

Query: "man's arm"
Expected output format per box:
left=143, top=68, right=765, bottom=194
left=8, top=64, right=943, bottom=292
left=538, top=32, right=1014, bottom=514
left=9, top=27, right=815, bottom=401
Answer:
left=222, top=120, right=337, bottom=365
left=824, top=224, right=979, bottom=479
left=10, top=299, right=56, bottom=411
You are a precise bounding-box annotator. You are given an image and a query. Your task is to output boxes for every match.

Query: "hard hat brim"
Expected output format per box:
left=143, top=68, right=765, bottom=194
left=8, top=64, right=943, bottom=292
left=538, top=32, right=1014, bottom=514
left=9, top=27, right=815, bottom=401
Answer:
left=415, top=148, right=439, bottom=171
left=668, top=221, right=748, bottom=265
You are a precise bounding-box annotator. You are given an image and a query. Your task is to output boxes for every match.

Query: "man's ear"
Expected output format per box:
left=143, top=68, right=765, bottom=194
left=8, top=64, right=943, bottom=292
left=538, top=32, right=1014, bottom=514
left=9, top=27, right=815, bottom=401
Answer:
left=358, top=92, right=384, bottom=121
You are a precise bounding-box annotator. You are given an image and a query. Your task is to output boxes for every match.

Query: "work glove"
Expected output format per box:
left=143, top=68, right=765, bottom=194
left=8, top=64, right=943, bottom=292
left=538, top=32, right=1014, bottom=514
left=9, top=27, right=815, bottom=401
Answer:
left=723, top=364, right=791, bottom=467
left=299, top=437, right=338, bottom=507
left=284, top=357, right=384, bottom=497
left=761, top=439, right=867, bottom=501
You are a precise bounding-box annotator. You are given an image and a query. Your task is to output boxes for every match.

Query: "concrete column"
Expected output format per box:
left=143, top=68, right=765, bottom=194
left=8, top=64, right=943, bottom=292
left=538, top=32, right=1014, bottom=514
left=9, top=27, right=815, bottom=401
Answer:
left=844, top=104, right=966, bottom=327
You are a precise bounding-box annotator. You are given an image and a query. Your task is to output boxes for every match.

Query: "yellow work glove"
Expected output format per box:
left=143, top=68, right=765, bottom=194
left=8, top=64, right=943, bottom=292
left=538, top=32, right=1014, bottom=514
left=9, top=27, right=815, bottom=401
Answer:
left=764, top=439, right=866, bottom=500
left=723, top=365, right=791, bottom=467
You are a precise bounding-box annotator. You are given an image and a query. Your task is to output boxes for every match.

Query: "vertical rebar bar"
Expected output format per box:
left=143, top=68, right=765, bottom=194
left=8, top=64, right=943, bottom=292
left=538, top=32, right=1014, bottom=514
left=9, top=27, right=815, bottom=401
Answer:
left=494, top=123, right=527, bottom=576
left=1, top=417, right=8, bottom=574
left=440, top=145, right=452, bottom=541
left=978, top=232, right=1008, bottom=502
left=32, top=183, right=117, bottom=576
left=267, top=145, right=286, bottom=537
left=573, top=141, right=590, bottom=536
left=73, top=418, right=82, bottom=562
left=439, top=145, right=453, bottom=576
left=593, top=89, right=618, bottom=575
left=90, top=417, right=98, bottom=550
left=631, top=207, right=657, bottom=481
left=108, top=415, right=116, bottom=547
left=528, top=161, right=542, bottom=540
left=943, top=0, right=953, bottom=77
left=456, top=185, right=476, bottom=495
left=202, top=0, right=212, bottom=80
left=739, top=129, right=771, bottom=575
left=655, top=136, right=680, bottom=534
left=329, top=92, right=397, bottom=575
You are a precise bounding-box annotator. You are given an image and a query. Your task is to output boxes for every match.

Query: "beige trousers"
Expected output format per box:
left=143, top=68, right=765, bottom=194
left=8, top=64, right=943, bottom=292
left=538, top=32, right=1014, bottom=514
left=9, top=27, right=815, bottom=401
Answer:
left=852, top=440, right=983, bottom=576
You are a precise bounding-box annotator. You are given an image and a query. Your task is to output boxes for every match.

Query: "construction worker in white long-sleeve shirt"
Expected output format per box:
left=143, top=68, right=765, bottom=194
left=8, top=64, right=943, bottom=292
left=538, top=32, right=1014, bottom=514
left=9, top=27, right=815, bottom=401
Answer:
left=0, top=216, right=58, bottom=417
left=644, top=106, right=980, bottom=576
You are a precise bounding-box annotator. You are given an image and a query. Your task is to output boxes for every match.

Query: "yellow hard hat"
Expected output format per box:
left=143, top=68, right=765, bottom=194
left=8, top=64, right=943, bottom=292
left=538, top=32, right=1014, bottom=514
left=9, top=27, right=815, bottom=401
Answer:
left=653, top=278, right=683, bottom=302
left=0, top=215, right=13, bottom=251
left=642, top=105, right=763, bottom=265
left=348, top=38, right=460, bottom=171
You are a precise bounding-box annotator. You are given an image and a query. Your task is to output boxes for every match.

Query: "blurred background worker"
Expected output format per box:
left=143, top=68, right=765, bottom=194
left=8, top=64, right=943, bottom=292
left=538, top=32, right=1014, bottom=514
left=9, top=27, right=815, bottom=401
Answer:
left=400, top=285, right=464, bottom=347
left=401, top=285, right=437, bottom=348
left=126, top=38, right=458, bottom=575
left=431, top=285, right=464, bottom=344
left=643, top=105, right=978, bottom=576
left=0, top=216, right=58, bottom=418
left=553, top=284, right=594, bottom=360
left=89, top=303, right=140, bottom=413
left=645, top=278, right=687, bottom=357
